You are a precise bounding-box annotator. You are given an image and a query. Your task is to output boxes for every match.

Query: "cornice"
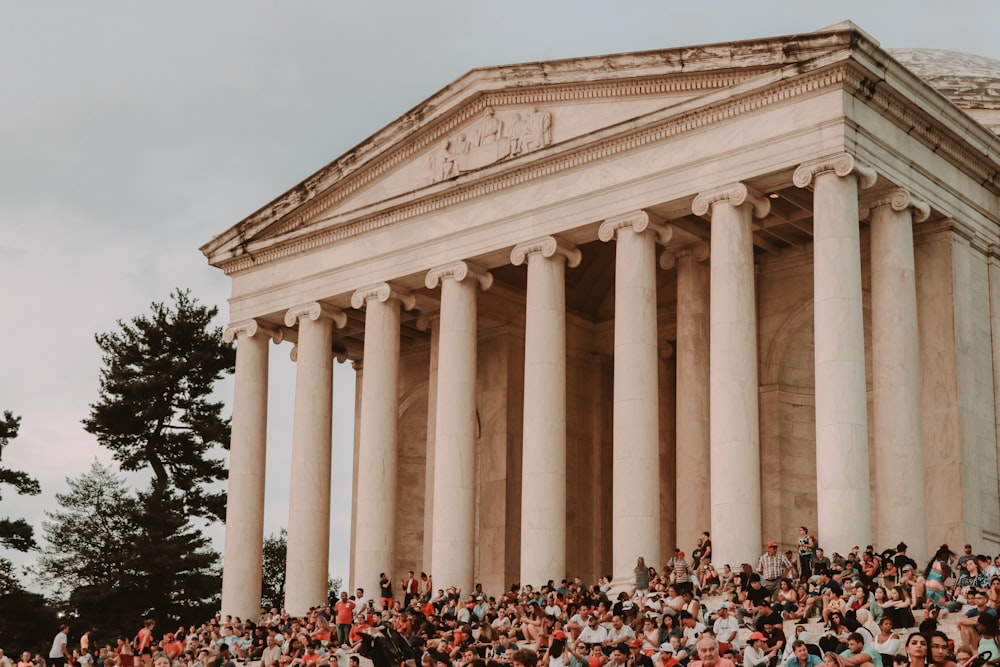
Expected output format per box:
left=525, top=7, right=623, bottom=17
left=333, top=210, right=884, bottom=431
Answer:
left=217, top=65, right=849, bottom=274
left=842, top=64, right=1000, bottom=195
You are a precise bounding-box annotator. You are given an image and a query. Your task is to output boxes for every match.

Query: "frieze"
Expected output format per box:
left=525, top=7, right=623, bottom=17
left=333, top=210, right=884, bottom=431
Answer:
left=429, top=107, right=553, bottom=183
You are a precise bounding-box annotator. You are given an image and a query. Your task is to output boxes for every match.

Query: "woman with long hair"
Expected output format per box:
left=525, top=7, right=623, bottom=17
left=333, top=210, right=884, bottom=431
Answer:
left=883, top=587, right=916, bottom=630
left=635, top=557, right=650, bottom=595
left=818, top=611, right=850, bottom=654
left=661, top=614, right=683, bottom=642
left=904, top=633, right=928, bottom=667
left=774, top=578, right=799, bottom=617
left=917, top=545, right=955, bottom=609
left=823, top=652, right=849, bottom=667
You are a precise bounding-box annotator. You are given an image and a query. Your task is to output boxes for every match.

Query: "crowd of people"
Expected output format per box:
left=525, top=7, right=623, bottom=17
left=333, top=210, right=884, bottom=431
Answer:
left=8, top=537, right=1000, bottom=667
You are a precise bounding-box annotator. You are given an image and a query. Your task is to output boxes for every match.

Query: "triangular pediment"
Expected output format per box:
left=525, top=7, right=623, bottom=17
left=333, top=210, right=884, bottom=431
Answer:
left=202, top=25, right=864, bottom=268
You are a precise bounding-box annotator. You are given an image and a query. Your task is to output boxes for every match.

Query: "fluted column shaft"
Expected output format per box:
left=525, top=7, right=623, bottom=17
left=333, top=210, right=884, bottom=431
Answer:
left=665, top=247, right=711, bottom=553
left=599, top=211, right=668, bottom=584
left=352, top=284, right=414, bottom=599
left=512, top=237, right=581, bottom=587
left=426, top=262, right=492, bottom=594
left=795, top=154, right=877, bottom=551
left=866, top=189, right=929, bottom=558
left=694, top=184, right=767, bottom=567
left=284, top=302, right=343, bottom=615
left=221, top=320, right=274, bottom=620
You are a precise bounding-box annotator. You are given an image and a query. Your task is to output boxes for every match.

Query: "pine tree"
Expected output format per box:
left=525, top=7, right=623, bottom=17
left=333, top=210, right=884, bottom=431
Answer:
left=83, top=288, right=235, bottom=521
left=0, top=410, right=41, bottom=551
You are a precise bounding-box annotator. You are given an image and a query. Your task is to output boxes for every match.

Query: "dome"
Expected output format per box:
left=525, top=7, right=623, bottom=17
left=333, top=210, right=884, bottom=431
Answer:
left=888, top=48, right=1000, bottom=134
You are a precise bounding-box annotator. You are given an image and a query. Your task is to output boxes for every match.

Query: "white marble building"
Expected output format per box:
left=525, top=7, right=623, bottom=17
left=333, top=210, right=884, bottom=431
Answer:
left=201, top=22, right=1000, bottom=619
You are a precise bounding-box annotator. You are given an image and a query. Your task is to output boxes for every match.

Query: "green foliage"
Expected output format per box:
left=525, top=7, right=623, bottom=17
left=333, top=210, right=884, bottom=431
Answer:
left=0, top=410, right=41, bottom=552
left=0, top=557, right=56, bottom=653
left=39, top=462, right=220, bottom=637
left=261, top=529, right=287, bottom=610
left=83, top=289, right=235, bottom=521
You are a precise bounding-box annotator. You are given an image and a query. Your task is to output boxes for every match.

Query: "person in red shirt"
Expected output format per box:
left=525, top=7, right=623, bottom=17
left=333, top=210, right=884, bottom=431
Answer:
left=402, top=572, right=419, bottom=606
left=334, top=592, right=356, bottom=647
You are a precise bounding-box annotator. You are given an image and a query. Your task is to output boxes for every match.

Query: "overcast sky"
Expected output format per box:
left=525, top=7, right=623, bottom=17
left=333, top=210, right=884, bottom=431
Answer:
left=1, top=1, right=998, bottom=592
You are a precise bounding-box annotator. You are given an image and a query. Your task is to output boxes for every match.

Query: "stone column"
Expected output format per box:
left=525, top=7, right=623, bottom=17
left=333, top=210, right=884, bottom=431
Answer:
left=425, top=261, right=492, bottom=594
left=511, top=236, right=582, bottom=587
left=862, top=188, right=929, bottom=558
left=351, top=284, right=415, bottom=599
left=417, top=313, right=441, bottom=573
left=599, top=211, right=671, bottom=584
left=283, top=301, right=346, bottom=615
left=660, top=243, right=711, bottom=554
left=692, top=184, right=768, bottom=567
left=221, top=318, right=278, bottom=620
left=794, top=153, right=877, bottom=552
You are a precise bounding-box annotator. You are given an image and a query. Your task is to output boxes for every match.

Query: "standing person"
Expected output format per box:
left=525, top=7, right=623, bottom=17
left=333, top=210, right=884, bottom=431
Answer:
left=334, top=591, right=356, bottom=647
left=49, top=625, right=72, bottom=667
left=402, top=571, right=419, bottom=607
left=420, top=573, right=433, bottom=602
left=758, top=542, right=793, bottom=596
left=635, top=557, right=650, bottom=595
left=798, top=529, right=815, bottom=583
left=134, top=620, right=155, bottom=667
left=916, top=547, right=954, bottom=610
left=115, top=639, right=133, bottom=667
left=379, top=572, right=394, bottom=610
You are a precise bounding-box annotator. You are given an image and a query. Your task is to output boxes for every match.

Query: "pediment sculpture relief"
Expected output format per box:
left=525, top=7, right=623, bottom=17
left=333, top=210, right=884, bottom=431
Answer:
left=428, top=107, right=553, bottom=183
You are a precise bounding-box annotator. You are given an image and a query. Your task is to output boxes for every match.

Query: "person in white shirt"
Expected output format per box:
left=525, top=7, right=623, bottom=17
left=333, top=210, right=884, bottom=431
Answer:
left=605, top=616, right=635, bottom=648
left=679, top=612, right=706, bottom=650
left=744, top=633, right=779, bottom=667
left=577, top=616, right=610, bottom=647
left=713, top=603, right=740, bottom=652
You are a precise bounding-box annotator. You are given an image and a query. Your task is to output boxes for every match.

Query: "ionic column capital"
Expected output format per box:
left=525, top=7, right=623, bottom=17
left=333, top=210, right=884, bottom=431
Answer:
left=859, top=188, right=931, bottom=223
left=289, top=344, right=348, bottom=364
left=224, top=318, right=282, bottom=344
left=510, top=236, right=582, bottom=268
left=598, top=210, right=673, bottom=244
left=350, top=283, right=416, bottom=311
left=283, top=302, right=348, bottom=329
left=416, top=311, right=440, bottom=331
left=659, top=241, right=710, bottom=270
left=692, top=182, right=770, bottom=219
left=793, top=152, right=877, bottom=190
left=425, top=261, right=493, bottom=291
